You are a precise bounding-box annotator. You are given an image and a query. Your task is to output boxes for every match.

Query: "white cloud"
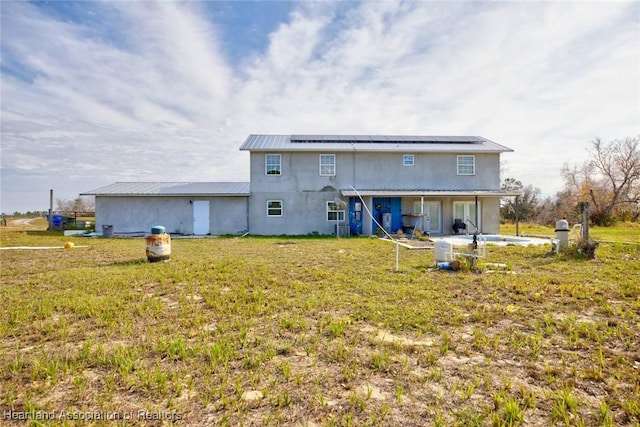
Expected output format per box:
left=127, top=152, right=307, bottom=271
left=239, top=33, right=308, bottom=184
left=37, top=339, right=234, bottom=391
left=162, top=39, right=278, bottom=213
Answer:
left=1, top=0, right=638, bottom=212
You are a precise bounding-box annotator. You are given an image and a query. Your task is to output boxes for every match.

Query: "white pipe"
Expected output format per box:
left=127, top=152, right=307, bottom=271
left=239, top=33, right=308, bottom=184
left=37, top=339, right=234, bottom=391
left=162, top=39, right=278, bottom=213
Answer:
left=349, top=186, right=400, bottom=270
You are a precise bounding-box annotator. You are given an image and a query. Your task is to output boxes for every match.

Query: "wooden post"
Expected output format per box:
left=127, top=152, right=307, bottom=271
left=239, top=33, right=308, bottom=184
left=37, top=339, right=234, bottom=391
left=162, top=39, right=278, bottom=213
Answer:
left=48, top=189, right=54, bottom=230
left=582, top=201, right=590, bottom=242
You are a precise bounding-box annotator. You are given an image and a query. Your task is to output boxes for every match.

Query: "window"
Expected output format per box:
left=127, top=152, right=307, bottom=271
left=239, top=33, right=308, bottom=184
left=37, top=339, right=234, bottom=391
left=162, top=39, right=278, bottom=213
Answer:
left=319, top=154, right=336, bottom=176
left=265, top=154, right=281, bottom=175
left=457, top=155, right=475, bottom=175
left=267, top=200, right=282, bottom=217
left=326, top=201, right=345, bottom=221
left=403, top=154, right=414, bottom=166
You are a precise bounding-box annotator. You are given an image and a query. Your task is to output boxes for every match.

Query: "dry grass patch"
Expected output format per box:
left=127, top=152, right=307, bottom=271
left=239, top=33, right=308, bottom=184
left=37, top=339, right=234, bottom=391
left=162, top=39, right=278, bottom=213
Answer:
left=1, top=224, right=639, bottom=425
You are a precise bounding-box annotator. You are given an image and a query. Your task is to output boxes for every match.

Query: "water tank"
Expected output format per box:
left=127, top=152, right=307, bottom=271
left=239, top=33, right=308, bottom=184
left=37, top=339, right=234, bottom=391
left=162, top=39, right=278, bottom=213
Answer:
left=434, top=241, right=453, bottom=262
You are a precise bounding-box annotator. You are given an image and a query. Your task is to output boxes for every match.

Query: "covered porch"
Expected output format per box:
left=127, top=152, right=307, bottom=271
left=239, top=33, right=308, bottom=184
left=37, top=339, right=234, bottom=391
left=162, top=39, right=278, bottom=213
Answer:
left=340, top=189, right=522, bottom=236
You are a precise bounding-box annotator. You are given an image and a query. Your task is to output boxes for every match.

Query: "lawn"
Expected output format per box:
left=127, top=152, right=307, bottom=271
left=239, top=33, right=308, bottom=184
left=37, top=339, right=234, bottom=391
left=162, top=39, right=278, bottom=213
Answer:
left=1, top=220, right=639, bottom=426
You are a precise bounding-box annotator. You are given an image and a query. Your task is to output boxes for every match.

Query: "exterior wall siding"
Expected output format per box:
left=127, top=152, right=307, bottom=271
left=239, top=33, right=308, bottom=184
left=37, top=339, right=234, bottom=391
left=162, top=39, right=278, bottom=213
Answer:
left=250, top=151, right=500, bottom=192
left=95, top=196, right=248, bottom=235
left=248, top=191, right=343, bottom=235
left=248, top=151, right=502, bottom=235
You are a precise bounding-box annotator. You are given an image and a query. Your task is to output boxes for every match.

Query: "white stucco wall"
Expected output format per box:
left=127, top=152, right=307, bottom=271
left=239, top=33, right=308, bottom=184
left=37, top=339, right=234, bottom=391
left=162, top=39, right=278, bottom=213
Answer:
left=248, top=151, right=503, bottom=235
left=95, top=196, right=248, bottom=235
left=250, top=151, right=501, bottom=192
left=247, top=191, right=343, bottom=235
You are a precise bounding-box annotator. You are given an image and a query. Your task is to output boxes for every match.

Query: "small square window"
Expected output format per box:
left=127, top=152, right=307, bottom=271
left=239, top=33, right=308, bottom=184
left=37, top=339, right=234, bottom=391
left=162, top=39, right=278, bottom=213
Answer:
left=457, top=155, right=475, bottom=175
left=267, top=200, right=282, bottom=217
left=266, top=154, right=281, bottom=175
left=326, top=201, right=345, bottom=221
left=403, top=154, right=414, bottom=166
left=320, top=154, right=336, bottom=176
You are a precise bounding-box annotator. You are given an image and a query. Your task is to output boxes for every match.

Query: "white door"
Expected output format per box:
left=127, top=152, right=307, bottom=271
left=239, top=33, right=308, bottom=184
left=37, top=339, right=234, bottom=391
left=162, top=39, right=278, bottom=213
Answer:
left=193, top=201, right=210, bottom=235
left=453, top=201, right=481, bottom=232
left=413, top=201, right=441, bottom=233
left=425, top=202, right=441, bottom=233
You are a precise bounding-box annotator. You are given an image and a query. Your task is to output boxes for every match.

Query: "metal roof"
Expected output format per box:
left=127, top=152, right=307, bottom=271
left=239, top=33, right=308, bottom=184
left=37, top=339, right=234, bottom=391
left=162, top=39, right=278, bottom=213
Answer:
left=340, top=189, right=522, bottom=197
left=81, top=182, right=250, bottom=197
left=240, top=134, right=513, bottom=153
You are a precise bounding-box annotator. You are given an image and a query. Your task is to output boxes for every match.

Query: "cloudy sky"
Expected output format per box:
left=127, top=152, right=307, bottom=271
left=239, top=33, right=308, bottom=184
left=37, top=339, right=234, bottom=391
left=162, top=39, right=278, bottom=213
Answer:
left=1, top=1, right=638, bottom=213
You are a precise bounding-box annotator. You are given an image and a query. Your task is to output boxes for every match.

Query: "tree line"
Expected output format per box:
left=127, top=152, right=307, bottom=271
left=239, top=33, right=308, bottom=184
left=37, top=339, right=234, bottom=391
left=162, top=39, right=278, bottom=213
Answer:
left=2, top=196, right=95, bottom=218
left=501, top=135, right=640, bottom=226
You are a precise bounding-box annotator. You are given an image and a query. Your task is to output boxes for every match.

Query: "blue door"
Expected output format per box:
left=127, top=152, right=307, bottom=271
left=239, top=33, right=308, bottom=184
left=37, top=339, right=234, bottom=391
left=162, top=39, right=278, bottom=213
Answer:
left=349, top=197, right=363, bottom=235
left=372, top=197, right=402, bottom=233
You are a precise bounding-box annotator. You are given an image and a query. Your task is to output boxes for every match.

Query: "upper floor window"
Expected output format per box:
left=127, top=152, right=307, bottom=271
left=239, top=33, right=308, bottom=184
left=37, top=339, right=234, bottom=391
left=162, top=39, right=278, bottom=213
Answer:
left=320, top=154, right=336, bottom=176
left=457, top=155, right=475, bottom=175
left=326, top=201, right=345, bottom=221
left=267, top=200, right=283, bottom=217
left=403, top=154, right=414, bottom=166
left=265, top=154, right=281, bottom=175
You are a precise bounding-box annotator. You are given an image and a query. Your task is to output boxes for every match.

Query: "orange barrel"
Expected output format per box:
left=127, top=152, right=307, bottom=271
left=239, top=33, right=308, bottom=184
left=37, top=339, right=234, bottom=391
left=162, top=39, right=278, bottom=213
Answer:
left=146, top=226, right=171, bottom=262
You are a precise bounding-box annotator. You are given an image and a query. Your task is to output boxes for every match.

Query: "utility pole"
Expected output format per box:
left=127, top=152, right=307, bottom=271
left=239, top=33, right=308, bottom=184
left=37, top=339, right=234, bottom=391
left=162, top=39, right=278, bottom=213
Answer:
left=48, top=189, right=54, bottom=230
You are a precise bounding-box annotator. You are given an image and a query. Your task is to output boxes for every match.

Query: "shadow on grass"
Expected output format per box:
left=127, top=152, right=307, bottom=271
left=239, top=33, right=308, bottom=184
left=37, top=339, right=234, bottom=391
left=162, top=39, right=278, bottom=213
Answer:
left=100, top=258, right=149, bottom=267
left=26, top=230, right=66, bottom=237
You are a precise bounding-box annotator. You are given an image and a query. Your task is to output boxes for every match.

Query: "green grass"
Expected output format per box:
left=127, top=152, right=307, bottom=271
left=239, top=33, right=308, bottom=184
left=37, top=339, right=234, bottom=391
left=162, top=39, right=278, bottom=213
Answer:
left=1, top=222, right=639, bottom=425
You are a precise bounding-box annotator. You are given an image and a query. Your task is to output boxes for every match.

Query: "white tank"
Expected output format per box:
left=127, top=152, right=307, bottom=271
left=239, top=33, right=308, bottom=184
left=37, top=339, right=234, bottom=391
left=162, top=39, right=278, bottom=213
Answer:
left=555, top=219, right=569, bottom=231
left=555, top=219, right=570, bottom=252
left=434, top=241, right=453, bottom=262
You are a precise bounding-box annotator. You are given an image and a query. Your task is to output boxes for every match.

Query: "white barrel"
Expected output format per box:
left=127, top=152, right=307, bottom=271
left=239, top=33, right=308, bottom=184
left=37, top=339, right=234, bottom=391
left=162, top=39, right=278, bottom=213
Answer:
left=434, top=241, right=453, bottom=262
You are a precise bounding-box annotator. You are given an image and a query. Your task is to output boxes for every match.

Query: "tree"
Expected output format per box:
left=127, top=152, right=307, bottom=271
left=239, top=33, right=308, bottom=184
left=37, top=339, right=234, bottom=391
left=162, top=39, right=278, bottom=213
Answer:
left=562, top=136, right=640, bottom=225
left=500, top=178, right=541, bottom=222
left=56, top=196, right=95, bottom=214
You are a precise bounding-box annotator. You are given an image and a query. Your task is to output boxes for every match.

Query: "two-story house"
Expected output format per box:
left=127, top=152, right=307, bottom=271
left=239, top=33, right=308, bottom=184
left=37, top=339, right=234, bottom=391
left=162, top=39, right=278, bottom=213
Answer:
left=82, top=134, right=516, bottom=236
left=240, top=134, right=514, bottom=236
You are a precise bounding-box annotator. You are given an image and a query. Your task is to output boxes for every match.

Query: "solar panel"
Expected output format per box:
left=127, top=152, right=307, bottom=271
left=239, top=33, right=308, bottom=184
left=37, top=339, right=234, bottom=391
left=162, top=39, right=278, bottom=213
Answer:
left=290, top=135, right=481, bottom=144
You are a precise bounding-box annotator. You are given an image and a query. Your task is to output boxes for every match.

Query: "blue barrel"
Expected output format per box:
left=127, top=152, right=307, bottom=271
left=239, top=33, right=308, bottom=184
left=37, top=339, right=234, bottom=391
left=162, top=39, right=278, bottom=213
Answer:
left=437, top=262, right=452, bottom=270
left=52, top=215, right=62, bottom=228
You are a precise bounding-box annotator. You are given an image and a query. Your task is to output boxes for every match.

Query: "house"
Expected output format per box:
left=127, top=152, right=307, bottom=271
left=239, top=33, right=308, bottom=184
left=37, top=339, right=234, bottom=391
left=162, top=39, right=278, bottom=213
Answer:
left=82, top=134, right=517, bottom=236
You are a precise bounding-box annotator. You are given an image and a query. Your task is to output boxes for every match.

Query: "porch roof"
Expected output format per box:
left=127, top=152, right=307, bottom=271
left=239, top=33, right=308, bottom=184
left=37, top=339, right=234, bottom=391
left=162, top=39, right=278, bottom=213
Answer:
left=340, top=189, right=522, bottom=197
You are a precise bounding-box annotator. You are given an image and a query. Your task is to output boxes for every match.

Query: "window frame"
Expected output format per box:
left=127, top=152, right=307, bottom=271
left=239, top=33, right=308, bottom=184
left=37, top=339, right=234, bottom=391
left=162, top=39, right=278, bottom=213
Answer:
left=265, top=154, right=282, bottom=176
left=319, top=154, right=336, bottom=176
left=457, top=155, right=476, bottom=176
left=403, top=154, right=415, bottom=167
left=326, top=201, right=345, bottom=222
left=266, top=200, right=283, bottom=217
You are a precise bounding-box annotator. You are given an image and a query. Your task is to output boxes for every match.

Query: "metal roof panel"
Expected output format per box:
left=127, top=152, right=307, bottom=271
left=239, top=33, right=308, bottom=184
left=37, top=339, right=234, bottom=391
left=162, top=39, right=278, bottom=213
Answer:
left=240, top=134, right=512, bottom=152
left=81, top=182, right=250, bottom=196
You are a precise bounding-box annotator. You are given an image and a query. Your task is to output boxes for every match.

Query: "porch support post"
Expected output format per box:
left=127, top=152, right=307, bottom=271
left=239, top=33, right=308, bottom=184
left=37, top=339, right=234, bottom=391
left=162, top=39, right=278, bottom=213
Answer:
left=475, top=195, right=478, bottom=233
left=420, top=196, right=424, bottom=232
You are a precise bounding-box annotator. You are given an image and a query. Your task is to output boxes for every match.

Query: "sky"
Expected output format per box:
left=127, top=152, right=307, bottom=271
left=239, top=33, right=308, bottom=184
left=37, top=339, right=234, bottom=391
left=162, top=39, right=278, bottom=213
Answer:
left=1, top=0, right=638, bottom=214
